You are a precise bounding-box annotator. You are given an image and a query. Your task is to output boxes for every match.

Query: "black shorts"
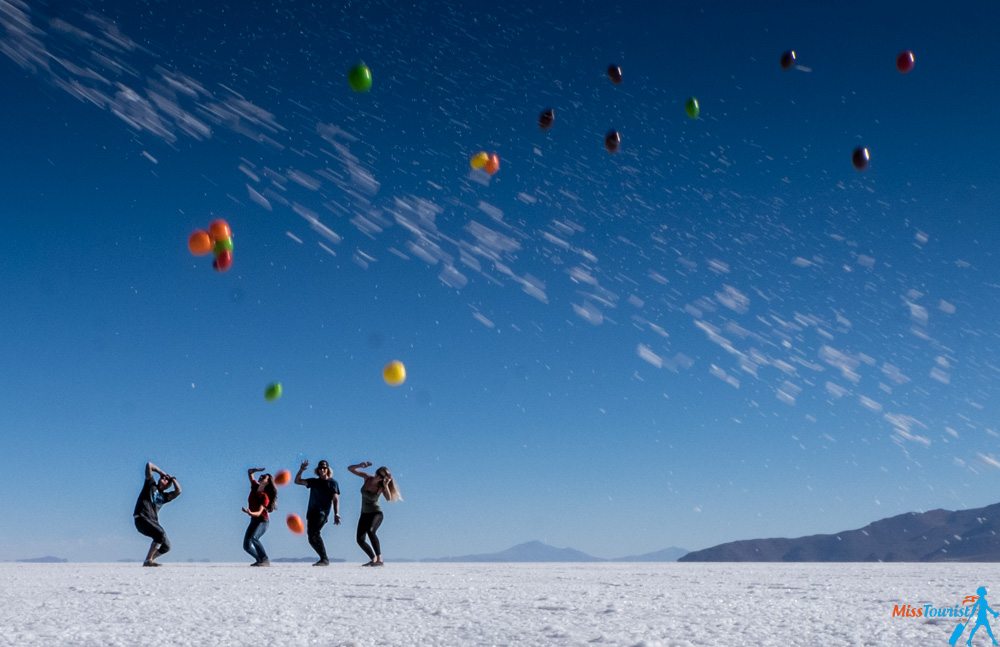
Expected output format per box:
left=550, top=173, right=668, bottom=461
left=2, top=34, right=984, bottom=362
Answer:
left=134, top=515, right=170, bottom=552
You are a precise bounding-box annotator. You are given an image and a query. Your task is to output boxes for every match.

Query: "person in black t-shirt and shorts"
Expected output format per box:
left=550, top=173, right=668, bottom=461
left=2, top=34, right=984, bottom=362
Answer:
left=133, top=461, right=181, bottom=567
left=294, top=459, right=340, bottom=565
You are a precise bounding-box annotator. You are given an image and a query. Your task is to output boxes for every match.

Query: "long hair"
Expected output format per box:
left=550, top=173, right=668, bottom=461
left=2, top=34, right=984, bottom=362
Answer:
left=262, top=475, right=278, bottom=513
left=377, top=467, right=403, bottom=502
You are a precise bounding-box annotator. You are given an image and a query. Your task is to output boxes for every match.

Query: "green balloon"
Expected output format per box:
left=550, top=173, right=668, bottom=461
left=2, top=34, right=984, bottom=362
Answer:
left=265, top=382, right=282, bottom=401
left=348, top=63, right=372, bottom=92
left=685, top=96, right=700, bottom=119
left=214, top=237, right=234, bottom=254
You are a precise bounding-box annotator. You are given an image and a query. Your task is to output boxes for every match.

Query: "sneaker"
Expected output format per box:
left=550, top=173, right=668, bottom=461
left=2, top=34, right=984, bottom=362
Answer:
left=142, top=561, right=161, bottom=567
left=372, top=561, right=384, bottom=567
left=251, top=560, right=270, bottom=567
left=362, top=561, right=375, bottom=567
left=312, top=559, right=330, bottom=566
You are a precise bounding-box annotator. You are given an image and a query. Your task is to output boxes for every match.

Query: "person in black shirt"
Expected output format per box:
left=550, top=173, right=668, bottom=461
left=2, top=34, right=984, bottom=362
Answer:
left=133, top=461, right=181, bottom=567
left=294, top=459, right=340, bottom=565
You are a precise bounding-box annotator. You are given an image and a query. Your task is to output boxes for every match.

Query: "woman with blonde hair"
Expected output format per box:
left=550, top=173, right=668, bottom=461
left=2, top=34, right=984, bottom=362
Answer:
left=348, top=461, right=402, bottom=566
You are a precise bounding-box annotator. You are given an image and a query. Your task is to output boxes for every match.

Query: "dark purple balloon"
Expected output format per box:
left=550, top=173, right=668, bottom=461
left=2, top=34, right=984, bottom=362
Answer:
left=780, top=50, right=796, bottom=70
left=539, top=108, right=555, bottom=130
left=605, top=130, right=621, bottom=153
left=852, top=146, right=870, bottom=171
left=607, top=65, right=622, bottom=84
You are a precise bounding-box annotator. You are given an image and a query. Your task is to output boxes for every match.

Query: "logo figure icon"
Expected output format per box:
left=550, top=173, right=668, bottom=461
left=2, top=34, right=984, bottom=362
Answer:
left=950, top=586, right=999, bottom=646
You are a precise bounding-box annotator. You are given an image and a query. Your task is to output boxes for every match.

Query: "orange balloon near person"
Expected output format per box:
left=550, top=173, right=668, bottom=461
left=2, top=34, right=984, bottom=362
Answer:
left=286, top=513, right=304, bottom=534
left=274, top=470, right=291, bottom=486
left=188, top=230, right=213, bottom=256
left=208, top=219, right=231, bottom=241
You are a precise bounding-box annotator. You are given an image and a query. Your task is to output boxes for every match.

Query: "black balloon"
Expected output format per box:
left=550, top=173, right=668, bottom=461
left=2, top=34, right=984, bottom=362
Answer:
left=780, top=50, right=796, bottom=70
left=605, top=130, right=621, bottom=153
left=607, top=65, right=622, bottom=84
left=852, top=146, right=870, bottom=171
left=539, top=108, right=555, bottom=130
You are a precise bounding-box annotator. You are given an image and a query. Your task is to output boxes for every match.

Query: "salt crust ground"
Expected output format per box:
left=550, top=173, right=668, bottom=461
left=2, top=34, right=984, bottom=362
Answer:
left=0, top=562, right=990, bottom=646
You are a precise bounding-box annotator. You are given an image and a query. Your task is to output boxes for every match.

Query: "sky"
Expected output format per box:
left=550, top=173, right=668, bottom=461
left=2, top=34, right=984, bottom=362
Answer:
left=1, top=0, right=999, bottom=562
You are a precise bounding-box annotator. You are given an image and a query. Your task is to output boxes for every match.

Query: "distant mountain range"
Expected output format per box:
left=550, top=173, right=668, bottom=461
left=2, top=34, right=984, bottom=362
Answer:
left=15, top=556, right=67, bottom=563
left=681, top=502, right=1000, bottom=562
left=421, top=541, right=688, bottom=563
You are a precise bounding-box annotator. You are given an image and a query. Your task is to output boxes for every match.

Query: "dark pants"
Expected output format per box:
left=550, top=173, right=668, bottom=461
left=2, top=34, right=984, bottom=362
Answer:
left=134, top=515, right=171, bottom=554
left=356, top=511, right=384, bottom=560
left=243, top=517, right=269, bottom=562
left=306, top=511, right=328, bottom=561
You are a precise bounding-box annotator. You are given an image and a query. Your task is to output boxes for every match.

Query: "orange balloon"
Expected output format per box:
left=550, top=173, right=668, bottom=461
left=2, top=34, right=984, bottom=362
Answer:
left=286, top=513, right=304, bottom=534
left=274, top=470, right=291, bottom=486
left=188, top=230, right=213, bottom=256
left=484, top=153, right=500, bottom=176
left=208, top=219, right=231, bottom=241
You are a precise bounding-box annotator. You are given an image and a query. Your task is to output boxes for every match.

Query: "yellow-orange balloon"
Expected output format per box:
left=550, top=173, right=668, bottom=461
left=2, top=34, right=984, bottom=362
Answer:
left=484, top=153, right=500, bottom=176
left=286, top=513, right=304, bottom=534
left=188, top=230, right=213, bottom=256
left=383, top=360, right=406, bottom=386
left=208, top=219, right=231, bottom=241
left=470, top=151, right=489, bottom=170
left=274, top=470, right=291, bottom=486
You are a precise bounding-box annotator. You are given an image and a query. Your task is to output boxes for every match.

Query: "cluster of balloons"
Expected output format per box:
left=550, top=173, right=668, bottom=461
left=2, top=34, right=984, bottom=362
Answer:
left=779, top=48, right=916, bottom=170
left=348, top=62, right=372, bottom=92
left=188, top=219, right=234, bottom=272
left=470, top=151, right=500, bottom=175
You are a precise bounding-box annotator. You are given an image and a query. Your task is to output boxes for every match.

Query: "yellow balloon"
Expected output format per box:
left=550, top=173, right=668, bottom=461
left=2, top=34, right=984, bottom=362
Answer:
left=470, top=151, right=489, bottom=170
left=383, top=360, right=406, bottom=386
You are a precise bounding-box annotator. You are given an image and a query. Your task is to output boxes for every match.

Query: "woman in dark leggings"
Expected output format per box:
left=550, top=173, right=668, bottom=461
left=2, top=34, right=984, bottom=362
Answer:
left=241, top=467, right=277, bottom=566
left=348, top=461, right=402, bottom=566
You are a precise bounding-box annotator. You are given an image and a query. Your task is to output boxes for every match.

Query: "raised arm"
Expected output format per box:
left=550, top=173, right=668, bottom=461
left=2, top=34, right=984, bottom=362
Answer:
left=247, top=467, right=263, bottom=486
left=146, top=462, right=165, bottom=480
left=164, top=476, right=181, bottom=501
left=294, top=460, right=309, bottom=486
left=348, top=461, right=372, bottom=478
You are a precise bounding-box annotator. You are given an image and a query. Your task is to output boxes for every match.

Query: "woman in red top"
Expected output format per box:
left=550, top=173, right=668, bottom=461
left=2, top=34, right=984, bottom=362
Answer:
left=242, top=467, right=277, bottom=566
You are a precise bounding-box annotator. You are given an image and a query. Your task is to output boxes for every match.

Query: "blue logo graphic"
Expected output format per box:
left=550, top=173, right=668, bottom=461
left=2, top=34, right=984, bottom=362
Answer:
left=949, top=586, right=999, bottom=646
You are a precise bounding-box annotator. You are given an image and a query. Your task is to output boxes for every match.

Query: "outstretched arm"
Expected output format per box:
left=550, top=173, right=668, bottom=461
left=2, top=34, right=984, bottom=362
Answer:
left=294, top=460, right=309, bottom=486
left=247, top=467, right=263, bottom=486
left=348, top=462, right=372, bottom=478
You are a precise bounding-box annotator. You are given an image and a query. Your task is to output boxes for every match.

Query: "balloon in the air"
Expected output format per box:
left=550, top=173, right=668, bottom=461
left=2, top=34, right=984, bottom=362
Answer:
left=685, top=97, right=700, bottom=119
left=484, top=153, right=500, bottom=176
left=539, top=108, right=555, bottom=130
left=605, top=130, right=620, bottom=153
left=896, top=50, right=915, bottom=74
left=607, top=65, right=622, bottom=84
left=470, top=151, right=489, bottom=170
left=852, top=146, right=870, bottom=171
left=348, top=62, right=372, bottom=92
left=780, top=50, right=797, bottom=70
left=265, top=382, right=282, bottom=401
left=188, top=230, right=213, bottom=256
left=383, top=360, right=406, bottom=386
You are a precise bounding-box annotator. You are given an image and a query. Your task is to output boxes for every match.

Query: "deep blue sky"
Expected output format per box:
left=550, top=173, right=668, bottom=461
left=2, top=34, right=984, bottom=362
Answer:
left=1, top=0, right=999, bottom=561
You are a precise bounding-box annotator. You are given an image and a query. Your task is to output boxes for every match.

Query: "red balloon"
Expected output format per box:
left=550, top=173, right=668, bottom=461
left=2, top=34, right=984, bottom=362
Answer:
left=605, top=130, right=621, bottom=153
left=484, top=153, right=500, bottom=176
left=896, top=50, right=915, bottom=74
left=213, top=250, right=233, bottom=272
